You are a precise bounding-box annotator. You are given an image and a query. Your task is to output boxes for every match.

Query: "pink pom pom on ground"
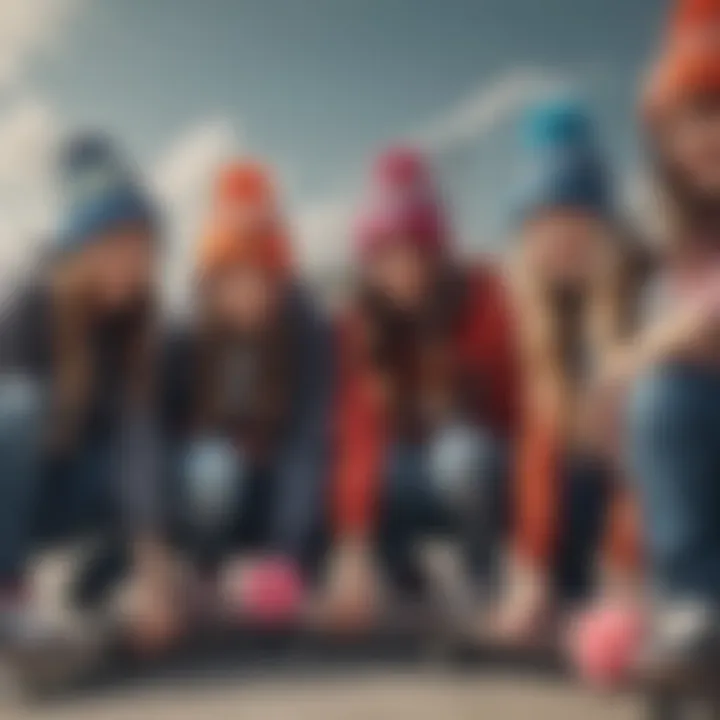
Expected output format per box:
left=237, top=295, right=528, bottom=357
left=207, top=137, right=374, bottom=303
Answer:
left=234, top=558, right=304, bottom=627
left=567, top=601, right=646, bottom=689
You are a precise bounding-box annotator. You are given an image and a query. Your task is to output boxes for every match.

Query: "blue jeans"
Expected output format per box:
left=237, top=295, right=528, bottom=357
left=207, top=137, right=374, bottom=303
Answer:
left=553, top=454, right=610, bottom=602
left=173, top=439, right=278, bottom=570
left=379, top=427, right=506, bottom=593
left=0, top=376, right=120, bottom=589
left=629, top=362, right=720, bottom=601
left=379, top=432, right=609, bottom=600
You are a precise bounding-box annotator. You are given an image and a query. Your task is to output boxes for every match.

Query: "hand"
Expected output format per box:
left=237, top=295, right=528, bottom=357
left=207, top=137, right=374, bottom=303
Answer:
left=318, top=540, right=380, bottom=633
left=492, top=563, right=552, bottom=645
left=124, top=567, right=182, bottom=655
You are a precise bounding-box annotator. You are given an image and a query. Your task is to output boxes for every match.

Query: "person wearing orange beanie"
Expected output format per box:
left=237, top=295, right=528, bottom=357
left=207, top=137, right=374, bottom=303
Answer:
left=641, top=0, right=720, bottom=231
left=197, top=161, right=292, bottom=281
left=644, top=0, right=720, bottom=122
left=585, top=0, right=720, bottom=679
left=161, top=160, right=333, bottom=626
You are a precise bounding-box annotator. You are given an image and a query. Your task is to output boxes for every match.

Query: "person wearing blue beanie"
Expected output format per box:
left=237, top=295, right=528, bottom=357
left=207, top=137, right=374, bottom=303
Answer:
left=495, top=99, right=643, bottom=646
left=55, top=133, right=156, bottom=254
left=0, top=133, right=179, bottom=658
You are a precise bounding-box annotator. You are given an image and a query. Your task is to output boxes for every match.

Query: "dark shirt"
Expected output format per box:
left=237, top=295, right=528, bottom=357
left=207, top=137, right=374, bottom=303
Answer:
left=161, top=283, right=335, bottom=560
left=0, top=277, right=160, bottom=531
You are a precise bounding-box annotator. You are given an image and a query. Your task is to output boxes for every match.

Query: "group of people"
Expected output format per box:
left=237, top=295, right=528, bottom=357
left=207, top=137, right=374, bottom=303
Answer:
left=1, top=0, right=720, bottom=685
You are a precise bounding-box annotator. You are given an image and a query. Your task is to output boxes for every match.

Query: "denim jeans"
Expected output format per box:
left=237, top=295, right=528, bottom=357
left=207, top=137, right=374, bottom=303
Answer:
left=0, top=376, right=120, bottom=589
left=173, top=438, right=277, bottom=570
left=379, top=427, right=609, bottom=600
left=553, top=453, right=610, bottom=602
left=379, top=426, right=506, bottom=593
left=629, top=362, right=720, bottom=601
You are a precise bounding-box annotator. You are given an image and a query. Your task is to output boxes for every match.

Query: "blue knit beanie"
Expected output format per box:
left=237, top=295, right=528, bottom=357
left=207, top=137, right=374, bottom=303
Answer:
left=513, top=97, right=610, bottom=223
left=54, top=133, right=156, bottom=253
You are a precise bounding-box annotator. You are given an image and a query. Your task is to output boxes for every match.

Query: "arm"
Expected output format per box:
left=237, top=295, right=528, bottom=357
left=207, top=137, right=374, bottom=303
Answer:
left=510, top=276, right=568, bottom=572
left=331, top=318, right=384, bottom=544
left=593, top=255, right=720, bottom=386
left=586, top=250, right=644, bottom=591
left=513, top=364, right=567, bottom=573
left=119, top=408, right=163, bottom=552
left=318, top=316, right=385, bottom=627
left=602, top=485, right=642, bottom=594
left=117, top=325, right=172, bottom=578
left=601, top=301, right=715, bottom=382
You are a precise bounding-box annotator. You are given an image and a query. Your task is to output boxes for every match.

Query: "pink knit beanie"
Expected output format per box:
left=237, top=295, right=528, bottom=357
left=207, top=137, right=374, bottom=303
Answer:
left=354, top=147, right=449, bottom=259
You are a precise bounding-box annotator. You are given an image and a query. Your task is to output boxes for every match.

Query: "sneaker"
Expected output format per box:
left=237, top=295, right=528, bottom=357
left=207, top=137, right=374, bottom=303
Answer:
left=637, top=600, right=720, bottom=685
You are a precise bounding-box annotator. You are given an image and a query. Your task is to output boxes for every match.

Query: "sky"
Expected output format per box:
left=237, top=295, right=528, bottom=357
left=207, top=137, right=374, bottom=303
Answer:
left=0, top=0, right=666, bottom=302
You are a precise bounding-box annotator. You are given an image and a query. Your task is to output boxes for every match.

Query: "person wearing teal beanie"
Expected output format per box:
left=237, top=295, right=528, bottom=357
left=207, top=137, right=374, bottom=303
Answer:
left=513, top=97, right=611, bottom=223
left=496, top=99, right=637, bottom=646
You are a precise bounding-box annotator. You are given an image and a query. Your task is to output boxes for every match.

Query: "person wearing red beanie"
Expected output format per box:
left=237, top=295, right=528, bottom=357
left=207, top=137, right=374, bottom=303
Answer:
left=161, top=160, right=333, bottom=627
left=322, top=147, right=519, bottom=629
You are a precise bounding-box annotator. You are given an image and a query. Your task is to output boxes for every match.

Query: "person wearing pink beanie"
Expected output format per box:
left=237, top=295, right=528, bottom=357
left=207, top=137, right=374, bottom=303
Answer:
left=324, top=146, right=519, bottom=629
left=353, top=148, right=449, bottom=260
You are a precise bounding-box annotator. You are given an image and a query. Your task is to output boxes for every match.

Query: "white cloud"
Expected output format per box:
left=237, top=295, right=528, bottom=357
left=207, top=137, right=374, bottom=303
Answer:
left=0, top=0, right=84, bottom=284
left=410, top=68, right=565, bottom=155
left=0, top=96, right=62, bottom=282
left=293, top=197, right=352, bottom=274
left=151, top=118, right=242, bottom=308
left=0, top=96, right=59, bottom=190
left=152, top=118, right=240, bottom=209
left=0, top=0, right=84, bottom=91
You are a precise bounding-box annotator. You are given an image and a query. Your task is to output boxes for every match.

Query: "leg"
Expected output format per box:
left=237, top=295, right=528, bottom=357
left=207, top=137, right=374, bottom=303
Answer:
left=40, top=440, right=129, bottom=610
left=174, top=437, right=246, bottom=571
left=230, top=465, right=276, bottom=552
left=378, top=443, right=435, bottom=595
left=553, top=454, right=611, bottom=603
left=0, top=374, right=125, bottom=640
left=0, top=376, right=45, bottom=590
left=629, top=364, right=720, bottom=683
left=427, top=425, right=507, bottom=593
left=629, top=364, right=720, bottom=600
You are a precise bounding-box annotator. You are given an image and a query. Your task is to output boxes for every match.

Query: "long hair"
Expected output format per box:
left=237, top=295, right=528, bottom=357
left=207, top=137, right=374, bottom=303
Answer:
left=352, top=264, right=469, bottom=438
left=647, top=134, right=720, bottom=253
left=511, top=222, right=645, bottom=439
left=49, top=269, right=156, bottom=451
left=191, top=282, right=291, bottom=455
